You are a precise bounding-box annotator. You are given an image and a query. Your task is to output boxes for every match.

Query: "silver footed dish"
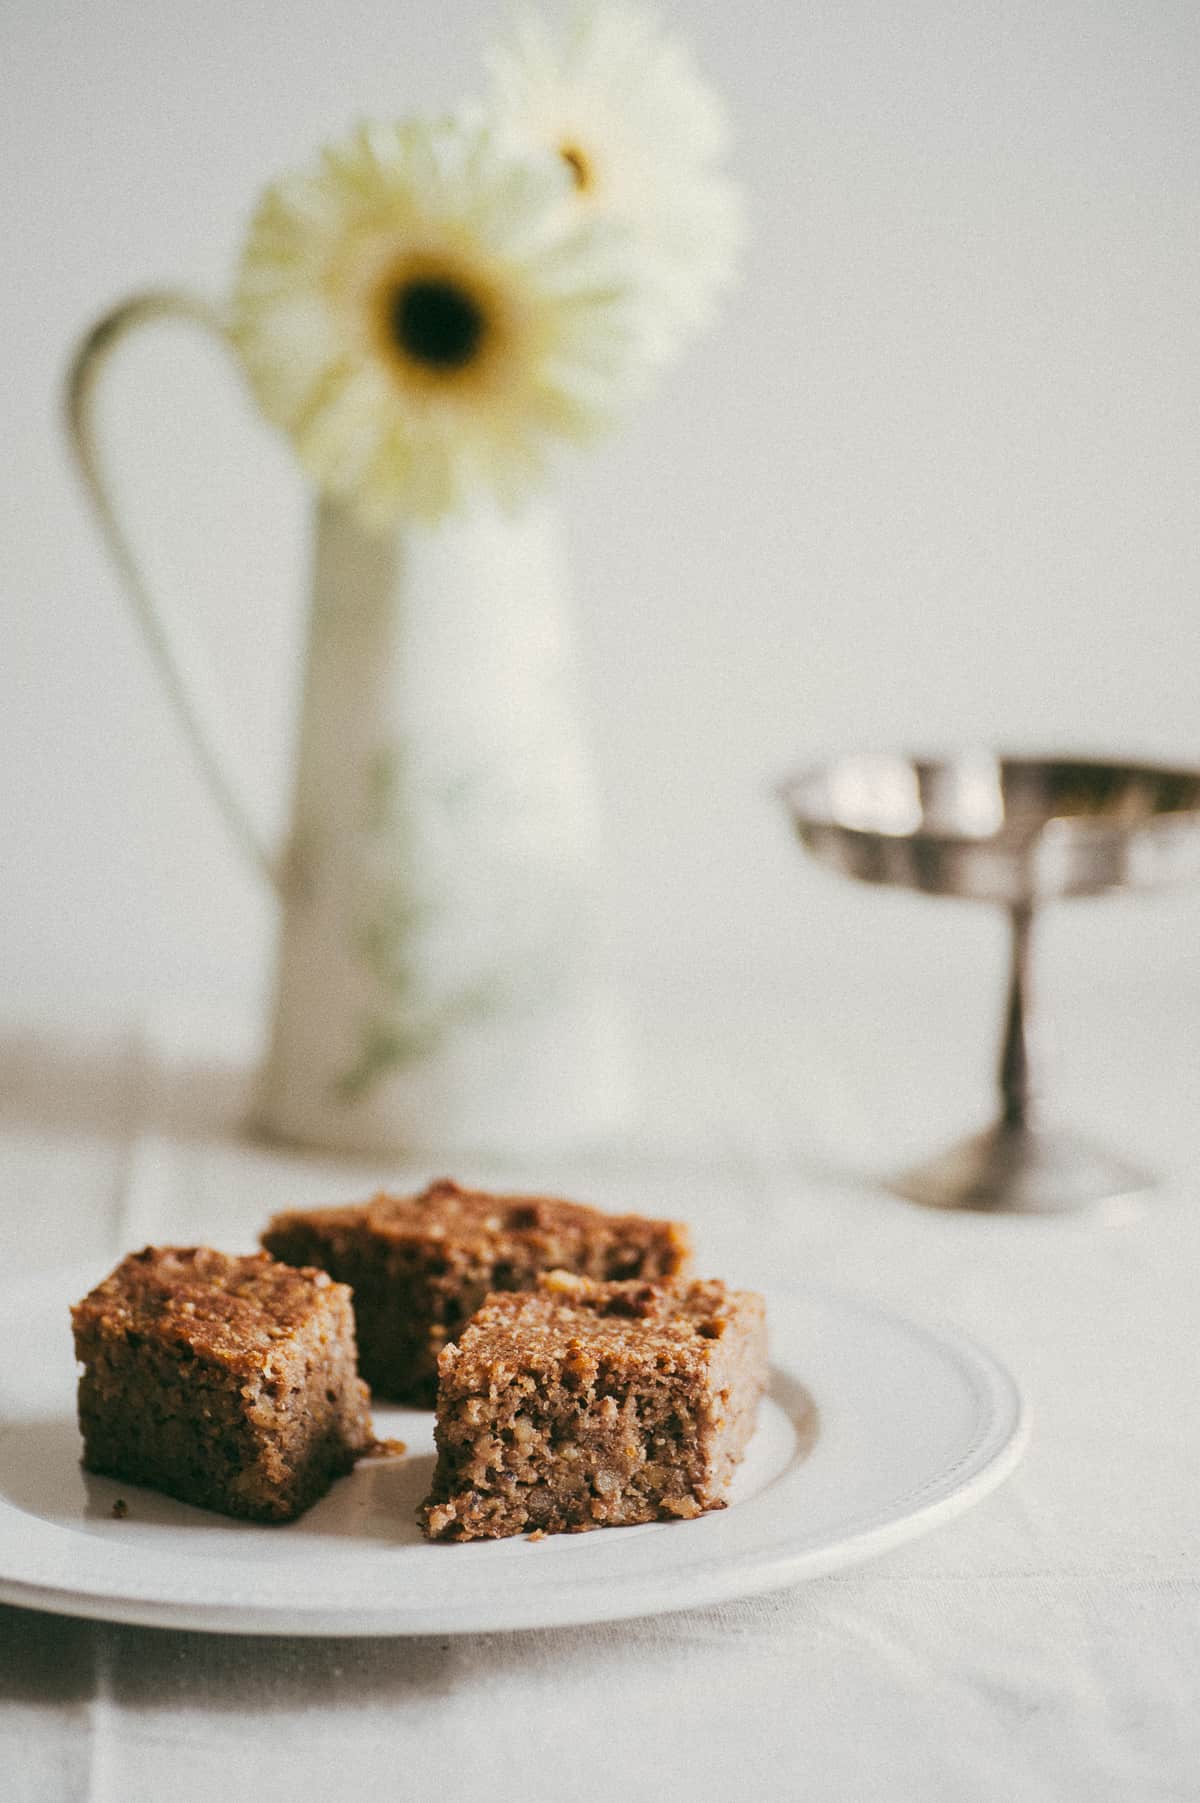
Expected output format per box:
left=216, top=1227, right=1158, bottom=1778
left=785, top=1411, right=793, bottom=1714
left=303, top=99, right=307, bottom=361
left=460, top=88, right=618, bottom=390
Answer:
left=779, top=753, right=1200, bottom=1215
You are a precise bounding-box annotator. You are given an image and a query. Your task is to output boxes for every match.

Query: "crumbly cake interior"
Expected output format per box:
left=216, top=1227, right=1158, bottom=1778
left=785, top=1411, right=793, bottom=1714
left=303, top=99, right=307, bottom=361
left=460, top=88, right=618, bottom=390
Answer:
left=72, top=1246, right=373, bottom=1522
left=262, top=1178, right=692, bottom=1405
left=421, top=1272, right=767, bottom=1541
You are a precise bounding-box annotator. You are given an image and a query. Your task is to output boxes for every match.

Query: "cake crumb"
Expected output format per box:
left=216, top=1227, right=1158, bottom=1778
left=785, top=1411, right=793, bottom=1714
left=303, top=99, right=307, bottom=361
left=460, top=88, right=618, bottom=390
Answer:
left=366, top=1437, right=408, bottom=1458
left=111, top=1498, right=129, bottom=1519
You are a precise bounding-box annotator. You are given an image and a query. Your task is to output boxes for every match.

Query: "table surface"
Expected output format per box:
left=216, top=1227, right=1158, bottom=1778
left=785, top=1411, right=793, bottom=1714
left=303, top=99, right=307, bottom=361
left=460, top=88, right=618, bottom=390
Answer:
left=2, top=966, right=1198, bottom=1803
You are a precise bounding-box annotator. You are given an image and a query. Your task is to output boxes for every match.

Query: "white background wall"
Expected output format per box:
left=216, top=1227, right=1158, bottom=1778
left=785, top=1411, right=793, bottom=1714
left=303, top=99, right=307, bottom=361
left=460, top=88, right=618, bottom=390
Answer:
left=4, top=0, right=1200, bottom=1053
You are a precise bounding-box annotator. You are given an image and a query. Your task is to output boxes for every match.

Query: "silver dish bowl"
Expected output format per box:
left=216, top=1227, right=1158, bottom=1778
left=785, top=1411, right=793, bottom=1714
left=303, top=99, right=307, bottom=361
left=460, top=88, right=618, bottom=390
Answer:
left=779, top=753, right=1200, bottom=1214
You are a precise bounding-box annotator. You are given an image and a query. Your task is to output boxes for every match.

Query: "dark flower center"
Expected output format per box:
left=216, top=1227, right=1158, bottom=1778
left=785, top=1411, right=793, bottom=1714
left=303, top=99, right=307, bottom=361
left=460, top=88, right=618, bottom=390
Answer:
left=560, top=144, right=592, bottom=191
left=389, top=278, right=487, bottom=370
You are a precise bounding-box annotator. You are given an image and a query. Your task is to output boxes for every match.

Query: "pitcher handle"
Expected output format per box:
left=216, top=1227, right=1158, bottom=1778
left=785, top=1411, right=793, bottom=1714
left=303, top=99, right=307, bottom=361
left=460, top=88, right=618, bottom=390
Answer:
left=65, top=290, right=282, bottom=896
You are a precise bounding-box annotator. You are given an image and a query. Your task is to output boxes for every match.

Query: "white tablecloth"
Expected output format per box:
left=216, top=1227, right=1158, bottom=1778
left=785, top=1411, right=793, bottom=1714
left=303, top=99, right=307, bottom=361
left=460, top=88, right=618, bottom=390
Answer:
left=2, top=969, right=1198, bottom=1803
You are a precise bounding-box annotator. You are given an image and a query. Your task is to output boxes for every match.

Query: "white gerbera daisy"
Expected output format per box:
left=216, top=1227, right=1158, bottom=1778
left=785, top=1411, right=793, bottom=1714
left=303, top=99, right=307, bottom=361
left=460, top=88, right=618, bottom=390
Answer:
left=231, top=117, right=648, bottom=525
left=486, top=2, right=743, bottom=365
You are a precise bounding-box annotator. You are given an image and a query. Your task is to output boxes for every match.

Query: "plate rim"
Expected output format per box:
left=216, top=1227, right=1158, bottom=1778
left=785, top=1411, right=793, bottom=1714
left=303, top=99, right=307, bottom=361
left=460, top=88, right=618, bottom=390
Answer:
left=0, top=1266, right=1030, bottom=1636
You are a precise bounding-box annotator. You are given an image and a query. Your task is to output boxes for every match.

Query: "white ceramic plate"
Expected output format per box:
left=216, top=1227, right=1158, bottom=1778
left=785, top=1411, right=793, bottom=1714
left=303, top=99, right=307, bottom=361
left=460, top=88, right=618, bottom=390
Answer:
left=0, top=1266, right=1027, bottom=1636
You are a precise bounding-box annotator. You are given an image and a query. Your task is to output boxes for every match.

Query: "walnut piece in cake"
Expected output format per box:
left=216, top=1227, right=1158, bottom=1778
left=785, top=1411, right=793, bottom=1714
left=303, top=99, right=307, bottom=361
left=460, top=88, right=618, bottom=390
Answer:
left=261, top=1178, right=692, bottom=1406
left=71, top=1246, right=373, bottom=1523
left=420, top=1271, right=768, bottom=1541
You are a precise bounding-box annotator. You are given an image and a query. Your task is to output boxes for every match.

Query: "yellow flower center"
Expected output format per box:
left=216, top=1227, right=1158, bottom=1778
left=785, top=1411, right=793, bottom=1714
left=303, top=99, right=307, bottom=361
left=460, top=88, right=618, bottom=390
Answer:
left=385, top=275, right=488, bottom=372
left=559, top=143, right=594, bottom=192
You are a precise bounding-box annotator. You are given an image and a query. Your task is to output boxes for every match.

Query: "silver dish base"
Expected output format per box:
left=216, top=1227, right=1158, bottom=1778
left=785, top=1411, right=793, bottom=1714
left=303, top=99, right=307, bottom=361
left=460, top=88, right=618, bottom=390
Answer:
left=891, top=1119, right=1153, bottom=1216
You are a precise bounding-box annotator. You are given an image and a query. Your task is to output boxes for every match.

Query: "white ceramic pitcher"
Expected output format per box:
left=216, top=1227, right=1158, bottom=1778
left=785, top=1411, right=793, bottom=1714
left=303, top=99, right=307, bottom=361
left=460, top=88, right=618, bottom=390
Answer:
left=67, top=291, right=631, bottom=1156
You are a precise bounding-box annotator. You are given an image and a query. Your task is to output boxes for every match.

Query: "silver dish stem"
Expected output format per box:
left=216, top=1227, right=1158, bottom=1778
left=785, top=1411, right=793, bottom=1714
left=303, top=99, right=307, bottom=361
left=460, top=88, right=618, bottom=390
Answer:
left=1000, top=903, right=1036, bottom=1129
